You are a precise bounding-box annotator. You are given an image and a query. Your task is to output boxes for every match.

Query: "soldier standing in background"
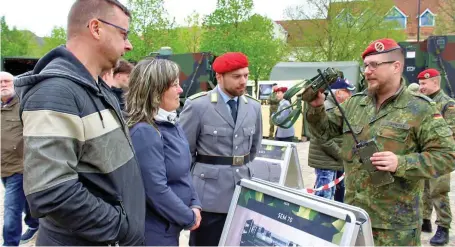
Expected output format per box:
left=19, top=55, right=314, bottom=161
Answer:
left=179, top=52, right=263, bottom=246
left=272, top=86, right=294, bottom=142
left=418, top=68, right=454, bottom=246
left=307, top=38, right=455, bottom=246
left=268, top=83, right=279, bottom=139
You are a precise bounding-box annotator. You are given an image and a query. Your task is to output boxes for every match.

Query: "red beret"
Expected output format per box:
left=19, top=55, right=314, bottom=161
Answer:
left=417, top=69, right=440, bottom=79
left=274, top=87, right=288, bottom=93
left=212, top=52, right=249, bottom=74
left=362, top=38, right=402, bottom=59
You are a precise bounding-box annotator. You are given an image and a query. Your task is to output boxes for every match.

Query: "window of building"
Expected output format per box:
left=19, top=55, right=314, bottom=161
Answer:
left=384, top=6, right=407, bottom=29
left=419, top=9, right=435, bottom=26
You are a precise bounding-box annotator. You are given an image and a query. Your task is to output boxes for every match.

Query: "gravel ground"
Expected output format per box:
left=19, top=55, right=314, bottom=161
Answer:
left=1, top=141, right=454, bottom=246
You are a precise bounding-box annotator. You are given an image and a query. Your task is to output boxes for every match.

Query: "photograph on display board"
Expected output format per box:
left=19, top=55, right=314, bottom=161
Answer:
left=224, top=187, right=346, bottom=246
left=257, top=144, right=287, bottom=160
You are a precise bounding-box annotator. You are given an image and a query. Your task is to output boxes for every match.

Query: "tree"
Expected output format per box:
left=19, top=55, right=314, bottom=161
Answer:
left=170, top=11, right=205, bottom=53
left=435, top=0, right=455, bottom=35
left=39, top=27, right=67, bottom=56
left=284, top=0, right=406, bottom=62
left=200, top=0, right=289, bottom=84
left=241, top=14, right=290, bottom=83
left=125, top=0, right=176, bottom=61
left=1, top=16, right=34, bottom=57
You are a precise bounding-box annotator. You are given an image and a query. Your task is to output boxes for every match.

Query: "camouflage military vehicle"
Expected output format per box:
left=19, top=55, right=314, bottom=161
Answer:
left=399, top=35, right=455, bottom=97
left=149, top=47, right=217, bottom=108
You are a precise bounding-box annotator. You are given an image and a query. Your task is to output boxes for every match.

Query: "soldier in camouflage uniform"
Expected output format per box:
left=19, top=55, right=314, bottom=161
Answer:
left=306, top=38, right=455, bottom=246
left=268, top=83, right=279, bottom=139
left=418, top=68, right=454, bottom=246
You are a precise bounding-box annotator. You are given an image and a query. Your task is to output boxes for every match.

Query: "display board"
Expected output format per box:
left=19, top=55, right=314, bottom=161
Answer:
left=251, top=178, right=375, bottom=246
left=250, top=139, right=304, bottom=189
left=219, top=179, right=367, bottom=246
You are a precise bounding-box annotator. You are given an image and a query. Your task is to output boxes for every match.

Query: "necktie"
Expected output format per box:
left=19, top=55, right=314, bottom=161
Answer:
left=227, top=99, right=238, bottom=123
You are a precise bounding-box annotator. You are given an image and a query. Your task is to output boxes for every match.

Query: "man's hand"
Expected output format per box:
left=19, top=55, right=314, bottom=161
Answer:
left=309, top=91, right=325, bottom=107
left=370, top=151, right=398, bottom=172
left=189, top=208, right=202, bottom=231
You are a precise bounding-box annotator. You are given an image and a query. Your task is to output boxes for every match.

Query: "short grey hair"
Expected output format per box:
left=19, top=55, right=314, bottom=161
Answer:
left=67, top=0, right=131, bottom=39
left=125, top=58, right=180, bottom=127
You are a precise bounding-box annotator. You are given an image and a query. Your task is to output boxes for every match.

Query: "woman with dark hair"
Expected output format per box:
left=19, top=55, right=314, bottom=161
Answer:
left=126, top=58, right=202, bottom=246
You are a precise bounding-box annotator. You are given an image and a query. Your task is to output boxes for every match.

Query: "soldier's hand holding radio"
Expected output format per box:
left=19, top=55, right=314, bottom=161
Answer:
left=370, top=151, right=398, bottom=172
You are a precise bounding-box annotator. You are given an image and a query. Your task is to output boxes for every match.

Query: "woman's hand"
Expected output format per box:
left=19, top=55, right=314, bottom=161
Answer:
left=190, top=208, right=202, bottom=231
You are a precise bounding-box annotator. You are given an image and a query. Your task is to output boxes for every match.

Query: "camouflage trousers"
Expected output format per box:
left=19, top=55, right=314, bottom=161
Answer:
left=423, top=174, right=452, bottom=228
left=372, top=228, right=421, bottom=246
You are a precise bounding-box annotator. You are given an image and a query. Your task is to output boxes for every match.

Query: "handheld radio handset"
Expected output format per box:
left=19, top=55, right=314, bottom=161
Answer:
left=317, top=69, right=394, bottom=187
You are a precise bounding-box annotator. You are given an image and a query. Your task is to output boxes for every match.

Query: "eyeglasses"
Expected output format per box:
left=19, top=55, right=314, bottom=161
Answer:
left=363, top=61, right=396, bottom=71
left=90, top=18, right=129, bottom=40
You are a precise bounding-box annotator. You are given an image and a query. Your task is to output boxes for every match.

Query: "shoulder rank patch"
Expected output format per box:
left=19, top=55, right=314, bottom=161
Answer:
left=411, top=92, right=434, bottom=104
left=188, top=91, right=207, bottom=100
left=210, top=92, right=218, bottom=103
left=245, top=94, right=260, bottom=103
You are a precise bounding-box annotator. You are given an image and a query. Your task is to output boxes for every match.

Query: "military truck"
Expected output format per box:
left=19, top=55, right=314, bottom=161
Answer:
left=399, top=35, right=455, bottom=97
left=149, top=47, right=218, bottom=109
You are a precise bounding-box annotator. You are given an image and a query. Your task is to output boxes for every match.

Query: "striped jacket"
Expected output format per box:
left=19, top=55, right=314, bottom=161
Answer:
left=14, top=46, right=145, bottom=246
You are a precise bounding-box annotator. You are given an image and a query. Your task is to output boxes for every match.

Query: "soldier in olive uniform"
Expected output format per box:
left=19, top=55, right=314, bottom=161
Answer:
left=306, top=38, right=455, bottom=246
left=268, top=83, right=279, bottom=139
left=179, top=52, right=263, bottom=246
left=418, top=68, right=454, bottom=246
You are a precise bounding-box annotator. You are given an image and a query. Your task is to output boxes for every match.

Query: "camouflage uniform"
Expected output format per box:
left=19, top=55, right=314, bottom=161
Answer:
left=306, top=81, right=455, bottom=246
left=423, top=89, right=455, bottom=229
left=268, top=92, right=279, bottom=138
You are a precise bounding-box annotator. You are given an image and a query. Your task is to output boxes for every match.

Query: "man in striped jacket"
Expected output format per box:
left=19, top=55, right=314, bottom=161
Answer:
left=13, top=0, right=145, bottom=245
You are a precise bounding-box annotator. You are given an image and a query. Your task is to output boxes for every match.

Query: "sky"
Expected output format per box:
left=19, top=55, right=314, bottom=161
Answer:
left=0, top=0, right=303, bottom=37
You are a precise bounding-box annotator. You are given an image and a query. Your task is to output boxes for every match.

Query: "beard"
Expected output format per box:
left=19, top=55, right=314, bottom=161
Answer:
left=1, top=89, right=14, bottom=98
left=225, top=86, right=245, bottom=97
left=367, top=84, right=378, bottom=98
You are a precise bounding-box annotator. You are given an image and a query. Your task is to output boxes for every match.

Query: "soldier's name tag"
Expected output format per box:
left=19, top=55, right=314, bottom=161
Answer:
left=380, top=120, right=410, bottom=130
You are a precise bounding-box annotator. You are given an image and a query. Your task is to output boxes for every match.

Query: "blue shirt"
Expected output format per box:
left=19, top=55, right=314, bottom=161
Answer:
left=217, top=86, right=238, bottom=114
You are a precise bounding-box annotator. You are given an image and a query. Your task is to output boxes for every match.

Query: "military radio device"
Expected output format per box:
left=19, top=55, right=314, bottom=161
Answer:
left=271, top=67, right=342, bottom=129
left=317, top=69, right=395, bottom=187
left=298, top=67, right=343, bottom=102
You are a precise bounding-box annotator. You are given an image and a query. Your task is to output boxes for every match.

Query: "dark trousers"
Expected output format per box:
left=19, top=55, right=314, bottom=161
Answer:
left=189, top=212, right=227, bottom=246
left=1, top=173, right=39, bottom=246
left=334, top=170, right=345, bottom=203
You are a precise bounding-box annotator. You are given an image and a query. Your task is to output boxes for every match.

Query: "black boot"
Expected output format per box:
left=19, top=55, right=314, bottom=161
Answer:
left=422, top=219, right=433, bottom=233
left=430, top=226, right=449, bottom=246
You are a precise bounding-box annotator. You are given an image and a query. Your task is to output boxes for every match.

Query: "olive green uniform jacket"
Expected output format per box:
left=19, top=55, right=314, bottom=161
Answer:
left=306, top=82, right=455, bottom=230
